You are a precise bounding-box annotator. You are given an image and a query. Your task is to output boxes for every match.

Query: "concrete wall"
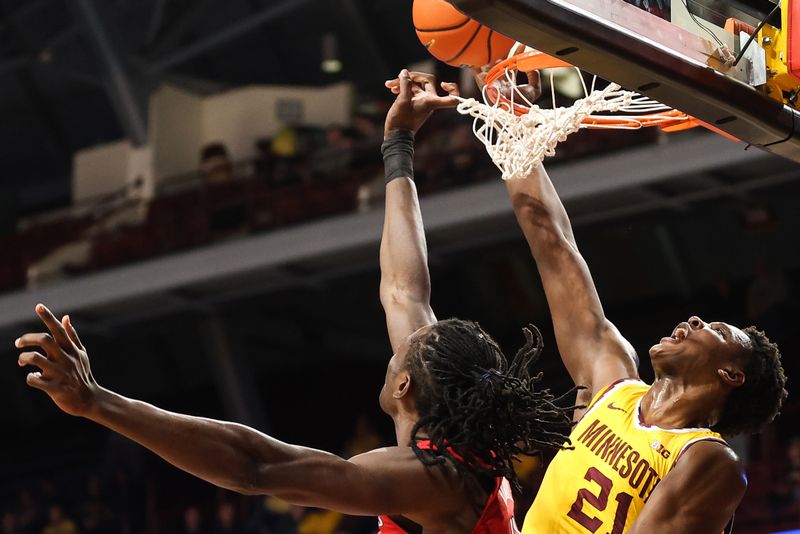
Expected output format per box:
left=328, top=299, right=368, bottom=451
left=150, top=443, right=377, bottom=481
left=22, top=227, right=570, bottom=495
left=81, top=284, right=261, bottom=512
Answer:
left=149, top=85, right=205, bottom=183
left=72, top=140, right=154, bottom=203
left=200, top=82, right=352, bottom=162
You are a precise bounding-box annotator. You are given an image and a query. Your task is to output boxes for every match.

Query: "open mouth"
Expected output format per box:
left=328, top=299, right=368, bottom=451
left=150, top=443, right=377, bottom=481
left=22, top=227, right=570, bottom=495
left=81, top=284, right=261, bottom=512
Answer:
left=660, top=325, right=688, bottom=345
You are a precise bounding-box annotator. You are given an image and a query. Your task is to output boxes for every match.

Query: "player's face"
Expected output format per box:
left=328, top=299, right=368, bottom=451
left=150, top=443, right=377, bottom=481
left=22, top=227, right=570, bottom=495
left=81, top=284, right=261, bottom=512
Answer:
left=649, top=316, right=750, bottom=380
left=379, top=325, right=433, bottom=416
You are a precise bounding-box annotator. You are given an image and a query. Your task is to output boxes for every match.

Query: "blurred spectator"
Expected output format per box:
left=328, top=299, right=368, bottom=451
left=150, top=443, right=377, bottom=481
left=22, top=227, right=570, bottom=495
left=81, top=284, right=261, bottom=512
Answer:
left=344, top=416, right=381, bottom=457
left=747, top=257, right=788, bottom=322
left=41, top=505, right=77, bottom=534
left=272, top=128, right=301, bottom=159
left=200, top=142, right=249, bottom=235
left=444, top=123, right=486, bottom=186
left=297, top=509, right=342, bottom=534
left=79, top=476, right=114, bottom=534
left=200, top=143, right=234, bottom=185
left=213, top=502, right=243, bottom=534
left=106, top=468, right=138, bottom=534
left=269, top=127, right=315, bottom=186
left=16, top=490, right=39, bottom=534
left=254, top=139, right=275, bottom=183
left=244, top=497, right=305, bottom=534
left=350, top=114, right=382, bottom=147
left=768, top=436, right=800, bottom=520
left=349, top=114, right=383, bottom=169
left=2, top=512, right=19, bottom=534
left=311, top=126, right=355, bottom=177
left=181, top=506, right=207, bottom=534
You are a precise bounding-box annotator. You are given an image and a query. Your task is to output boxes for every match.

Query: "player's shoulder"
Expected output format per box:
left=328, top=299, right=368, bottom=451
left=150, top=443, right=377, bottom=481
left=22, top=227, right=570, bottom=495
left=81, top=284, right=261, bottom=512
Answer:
left=350, top=446, right=463, bottom=489
left=586, top=377, right=648, bottom=407
left=672, top=439, right=747, bottom=494
left=676, top=438, right=743, bottom=469
left=349, top=446, right=467, bottom=516
left=349, top=445, right=426, bottom=469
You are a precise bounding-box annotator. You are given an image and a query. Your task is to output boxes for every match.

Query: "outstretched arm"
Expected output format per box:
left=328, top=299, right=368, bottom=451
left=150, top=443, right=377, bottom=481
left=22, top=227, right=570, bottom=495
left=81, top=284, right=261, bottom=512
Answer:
left=380, top=70, right=459, bottom=352
left=16, top=305, right=457, bottom=517
left=628, top=441, right=746, bottom=533
left=506, top=166, right=638, bottom=407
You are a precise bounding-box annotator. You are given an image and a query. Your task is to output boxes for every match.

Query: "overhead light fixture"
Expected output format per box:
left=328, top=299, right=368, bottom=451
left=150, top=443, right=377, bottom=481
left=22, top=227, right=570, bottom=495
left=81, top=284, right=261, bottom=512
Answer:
left=321, top=33, right=342, bottom=74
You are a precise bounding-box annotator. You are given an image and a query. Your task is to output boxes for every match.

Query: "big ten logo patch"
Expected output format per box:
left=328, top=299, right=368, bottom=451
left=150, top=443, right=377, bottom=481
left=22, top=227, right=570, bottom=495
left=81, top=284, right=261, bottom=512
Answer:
left=650, top=440, right=671, bottom=459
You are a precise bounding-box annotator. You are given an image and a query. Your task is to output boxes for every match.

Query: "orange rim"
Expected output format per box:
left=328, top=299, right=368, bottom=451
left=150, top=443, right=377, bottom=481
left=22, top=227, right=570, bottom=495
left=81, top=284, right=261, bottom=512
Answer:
left=485, top=50, right=695, bottom=130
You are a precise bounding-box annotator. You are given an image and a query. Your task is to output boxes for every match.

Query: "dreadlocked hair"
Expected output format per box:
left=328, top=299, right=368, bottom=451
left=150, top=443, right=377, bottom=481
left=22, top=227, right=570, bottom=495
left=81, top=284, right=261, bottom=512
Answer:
left=711, top=326, right=788, bottom=436
left=407, top=318, right=579, bottom=491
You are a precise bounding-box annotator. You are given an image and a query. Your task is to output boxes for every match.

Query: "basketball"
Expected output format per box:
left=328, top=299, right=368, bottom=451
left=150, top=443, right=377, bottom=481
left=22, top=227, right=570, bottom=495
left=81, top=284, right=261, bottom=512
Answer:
left=413, top=0, right=515, bottom=68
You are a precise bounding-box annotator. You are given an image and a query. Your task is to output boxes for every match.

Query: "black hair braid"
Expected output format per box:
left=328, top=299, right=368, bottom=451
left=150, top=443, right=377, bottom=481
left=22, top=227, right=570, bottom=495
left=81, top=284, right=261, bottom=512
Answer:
left=407, top=319, right=579, bottom=490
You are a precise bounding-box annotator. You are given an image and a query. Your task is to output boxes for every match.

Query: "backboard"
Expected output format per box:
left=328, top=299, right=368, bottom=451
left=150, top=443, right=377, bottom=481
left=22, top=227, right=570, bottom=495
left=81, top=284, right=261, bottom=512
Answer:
left=449, top=0, right=800, bottom=163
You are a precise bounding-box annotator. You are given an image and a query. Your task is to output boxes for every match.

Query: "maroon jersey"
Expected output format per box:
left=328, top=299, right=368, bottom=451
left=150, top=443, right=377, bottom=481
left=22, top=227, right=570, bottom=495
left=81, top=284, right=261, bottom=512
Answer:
left=378, top=441, right=519, bottom=533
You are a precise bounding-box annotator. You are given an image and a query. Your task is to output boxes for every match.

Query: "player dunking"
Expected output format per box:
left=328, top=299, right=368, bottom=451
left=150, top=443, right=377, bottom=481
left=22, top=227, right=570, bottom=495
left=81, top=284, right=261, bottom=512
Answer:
left=16, top=70, right=573, bottom=534
left=504, top=158, right=788, bottom=532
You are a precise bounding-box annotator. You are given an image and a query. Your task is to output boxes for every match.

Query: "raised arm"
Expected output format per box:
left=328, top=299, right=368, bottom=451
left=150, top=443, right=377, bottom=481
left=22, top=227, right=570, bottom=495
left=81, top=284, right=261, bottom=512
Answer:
left=380, top=70, right=458, bottom=352
left=505, top=165, right=638, bottom=405
left=16, top=305, right=457, bottom=517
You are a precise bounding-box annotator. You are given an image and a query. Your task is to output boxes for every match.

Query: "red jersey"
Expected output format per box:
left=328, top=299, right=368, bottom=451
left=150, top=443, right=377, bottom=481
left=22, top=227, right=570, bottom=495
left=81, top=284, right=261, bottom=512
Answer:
left=377, top=441, right=519, bottom=534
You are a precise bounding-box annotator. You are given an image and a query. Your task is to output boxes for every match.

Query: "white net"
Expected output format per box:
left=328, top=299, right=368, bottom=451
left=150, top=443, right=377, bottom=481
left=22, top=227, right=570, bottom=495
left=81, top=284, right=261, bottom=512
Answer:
left=456, top=62, right=685, bottom=180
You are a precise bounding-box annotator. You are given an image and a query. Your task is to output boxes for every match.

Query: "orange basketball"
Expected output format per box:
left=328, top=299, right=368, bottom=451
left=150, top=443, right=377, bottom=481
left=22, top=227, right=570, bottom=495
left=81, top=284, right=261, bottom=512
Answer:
left=413, top=0, right=515, bottom=68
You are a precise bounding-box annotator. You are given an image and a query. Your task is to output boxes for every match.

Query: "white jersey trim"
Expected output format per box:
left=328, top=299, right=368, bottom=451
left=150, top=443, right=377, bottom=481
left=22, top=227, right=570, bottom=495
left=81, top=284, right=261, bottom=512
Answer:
left=675, top=436, right=730, bottom=461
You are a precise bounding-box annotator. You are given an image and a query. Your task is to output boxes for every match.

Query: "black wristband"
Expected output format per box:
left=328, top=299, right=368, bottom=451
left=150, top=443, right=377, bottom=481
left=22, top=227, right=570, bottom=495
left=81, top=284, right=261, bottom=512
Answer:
left=381, top=130, right=415, bottom=184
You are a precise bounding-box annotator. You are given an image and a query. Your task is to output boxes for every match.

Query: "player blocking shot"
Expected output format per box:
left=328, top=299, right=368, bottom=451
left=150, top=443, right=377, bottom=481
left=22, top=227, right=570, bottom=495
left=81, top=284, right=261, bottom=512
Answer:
left=385, top=65, right=788, bottom=532
left=16, top=71, right=575, bottom=534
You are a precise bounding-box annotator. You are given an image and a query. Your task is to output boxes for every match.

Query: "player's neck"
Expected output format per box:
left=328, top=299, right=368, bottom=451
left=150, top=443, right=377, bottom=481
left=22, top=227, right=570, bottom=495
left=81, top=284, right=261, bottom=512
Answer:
left=393, top=414, right=420, bottom=447
left=640, top=377, right=722, bottom=430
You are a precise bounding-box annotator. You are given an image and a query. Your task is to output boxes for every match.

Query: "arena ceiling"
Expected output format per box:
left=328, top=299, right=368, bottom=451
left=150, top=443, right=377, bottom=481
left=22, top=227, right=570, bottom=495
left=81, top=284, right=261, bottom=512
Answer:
left=0, top=0, right=428, bottom=225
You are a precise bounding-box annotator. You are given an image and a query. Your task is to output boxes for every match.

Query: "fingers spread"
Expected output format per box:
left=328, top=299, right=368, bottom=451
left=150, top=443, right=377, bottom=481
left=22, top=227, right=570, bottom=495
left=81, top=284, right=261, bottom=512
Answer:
left=16, top=332, right=58, bottom=352
left=18, top=351, right=60, bottom=374
left=35, top=304, right=72, bottom=349
left=398, top=69, right=412, bottom=99
left=441, top=81, right=461, bottom=97
left=63, top=315, right=84, bottom=349
left=26, top=371, right=52, bottom=392
left=384, top=79, right=401, bottom=94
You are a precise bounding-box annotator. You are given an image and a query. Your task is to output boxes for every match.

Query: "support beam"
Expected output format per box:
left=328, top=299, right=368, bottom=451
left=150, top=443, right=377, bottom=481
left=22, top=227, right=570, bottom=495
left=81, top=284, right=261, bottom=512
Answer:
left=144, top=0, right=218, bottom=57
left=338, top=0, right=392, bottom=81
left=633, top=187, right=689, bottom=211
left=148, top=0, right=313, bottom=73
left=0, top=4, right=72, bottom=165
left=70, top=0, right=148, bottom=146
left=144, top=0, right=170, bottom=48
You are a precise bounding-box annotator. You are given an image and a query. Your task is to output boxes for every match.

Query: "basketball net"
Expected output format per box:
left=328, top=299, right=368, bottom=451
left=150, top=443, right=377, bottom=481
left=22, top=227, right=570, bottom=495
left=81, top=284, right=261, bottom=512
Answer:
left=455, top=46, right=693, bottom=180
